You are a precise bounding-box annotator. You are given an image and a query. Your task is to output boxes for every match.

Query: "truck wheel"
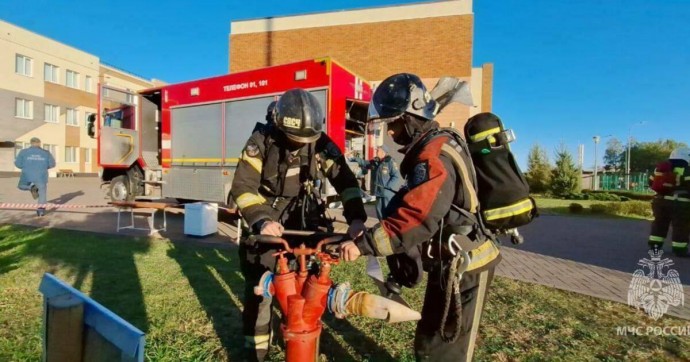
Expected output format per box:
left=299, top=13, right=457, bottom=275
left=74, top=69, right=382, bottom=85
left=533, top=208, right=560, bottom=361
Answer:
left=109, top=175, right=132, bottom=202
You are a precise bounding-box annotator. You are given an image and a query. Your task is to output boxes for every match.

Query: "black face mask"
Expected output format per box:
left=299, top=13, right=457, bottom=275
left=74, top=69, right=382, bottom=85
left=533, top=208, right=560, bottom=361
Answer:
left=275, top=129, right=307, bottom=151
left=387, top=118, right=414, bottom=146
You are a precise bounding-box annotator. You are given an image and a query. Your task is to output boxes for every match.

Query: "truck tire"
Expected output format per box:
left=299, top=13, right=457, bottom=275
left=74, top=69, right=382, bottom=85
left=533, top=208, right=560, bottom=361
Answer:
left=127, top=167, right=144, bottom=198
left=109, top=175, right=133, bottom=202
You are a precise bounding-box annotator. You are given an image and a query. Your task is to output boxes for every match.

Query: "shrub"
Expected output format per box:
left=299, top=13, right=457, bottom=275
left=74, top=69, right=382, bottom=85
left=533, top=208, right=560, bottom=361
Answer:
left=583, top=189, right=654, bottom=201
left=588, top=192, right=621, bottom=202
left=569, top=203, right=584, bottom=213
left=616, top=201, right=653, bottom=218
left=589, top=201, right=652, bottom=218
left=590, top=204, right=608, bottom=214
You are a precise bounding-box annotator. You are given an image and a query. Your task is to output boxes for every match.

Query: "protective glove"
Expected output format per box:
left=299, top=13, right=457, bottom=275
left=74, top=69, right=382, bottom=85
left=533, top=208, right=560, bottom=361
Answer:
left=347, top=219, right=366, bottom=240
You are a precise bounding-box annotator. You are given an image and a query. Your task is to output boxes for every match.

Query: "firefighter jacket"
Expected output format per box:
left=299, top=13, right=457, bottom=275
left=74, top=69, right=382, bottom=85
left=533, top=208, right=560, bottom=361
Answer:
left=15, top=146, right=56, bottom=185
left=665, top=161, right=690, bottom=201
left=231, top=129, right=367, bottom=230
left=356, top=129, right=479, bottom=257
left=349, top=155, right=401, bottom=199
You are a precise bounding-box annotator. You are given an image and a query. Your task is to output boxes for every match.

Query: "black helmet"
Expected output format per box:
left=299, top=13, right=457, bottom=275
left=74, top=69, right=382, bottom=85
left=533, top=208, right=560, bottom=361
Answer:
left=275, top=89, right=324, bottom=143
left=265, top=100, right=277, bottom=123
left=368, top=73, right=437, bottom=122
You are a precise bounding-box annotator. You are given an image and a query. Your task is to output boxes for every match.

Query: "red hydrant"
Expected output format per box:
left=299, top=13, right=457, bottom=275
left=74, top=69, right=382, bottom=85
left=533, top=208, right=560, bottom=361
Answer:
left=252, top=236, right=421, bottom=362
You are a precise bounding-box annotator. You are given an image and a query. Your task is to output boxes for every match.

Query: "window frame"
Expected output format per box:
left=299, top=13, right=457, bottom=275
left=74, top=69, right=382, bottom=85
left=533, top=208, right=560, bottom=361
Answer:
left=84, top=148, right=91, bottom=163
left=66, top=107, right=79, bottom=126
left=85, top=75, right=93, bottom=92
left=44, top=63, right=59, bottom=83
left=66, top=69, right=80, bottom=89
left=43, top=144, right=58, bottom=160
left=15, top=98, right=34, bottom=119
left=44, top=104, right=60, bottom=123
left=15, top=54, right=33, bottom=77
left=64, top=146, right=78, bottom=163
left=14, top=142, right=24, bottom=157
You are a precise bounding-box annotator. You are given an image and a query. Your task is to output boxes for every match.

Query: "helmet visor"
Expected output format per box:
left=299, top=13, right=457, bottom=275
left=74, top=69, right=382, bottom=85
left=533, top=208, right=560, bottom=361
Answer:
left=367, top=74, right=412, bottom=122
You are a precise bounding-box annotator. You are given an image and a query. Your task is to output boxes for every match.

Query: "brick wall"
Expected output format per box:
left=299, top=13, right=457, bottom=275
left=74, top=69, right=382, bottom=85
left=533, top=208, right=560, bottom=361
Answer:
left=230, top=15, right=474, bottom=80
left=481, top=63, right=493, bottom=113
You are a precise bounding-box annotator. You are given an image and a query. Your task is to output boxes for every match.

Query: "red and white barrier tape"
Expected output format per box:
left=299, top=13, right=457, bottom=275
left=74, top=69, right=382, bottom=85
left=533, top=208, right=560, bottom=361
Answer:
left=0, top=203, right=112, bottom=210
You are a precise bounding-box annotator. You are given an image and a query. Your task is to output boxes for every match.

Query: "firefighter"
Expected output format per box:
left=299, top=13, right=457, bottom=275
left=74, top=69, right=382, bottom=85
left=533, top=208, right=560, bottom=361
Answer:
left=649, top=147, right=690, bottom=257
left=231, top=88, right=367, bottom=361
left=347, top=145, right=401, bottom=219
left=251, top=100, right=277, bottom=134
left=339, top=73, right=501, bottom=362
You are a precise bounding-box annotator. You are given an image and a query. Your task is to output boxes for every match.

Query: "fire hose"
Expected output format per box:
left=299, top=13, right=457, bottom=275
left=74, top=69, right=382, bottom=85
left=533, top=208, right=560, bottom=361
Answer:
left=247, top=232, right=421, bottom=362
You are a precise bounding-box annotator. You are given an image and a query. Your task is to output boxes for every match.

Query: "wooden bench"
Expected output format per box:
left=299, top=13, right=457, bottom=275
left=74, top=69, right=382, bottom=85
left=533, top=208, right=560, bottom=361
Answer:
left=39, top=273, right=145, bottom=361
left=58, top=169, right=75, bottom=178
left=110, top=201, right=177, bottom=235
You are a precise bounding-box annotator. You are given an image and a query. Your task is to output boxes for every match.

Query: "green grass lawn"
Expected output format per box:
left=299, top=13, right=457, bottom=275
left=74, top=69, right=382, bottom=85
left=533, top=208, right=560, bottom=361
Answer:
left=533, top=197, right=652, bottom=220
left=1, top=225, right=688, bottom=361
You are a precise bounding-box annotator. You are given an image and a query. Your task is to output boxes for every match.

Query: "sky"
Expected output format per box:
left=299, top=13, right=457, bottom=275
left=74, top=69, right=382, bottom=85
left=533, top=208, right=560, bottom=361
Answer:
left=1, top=0, right=689, bottom=168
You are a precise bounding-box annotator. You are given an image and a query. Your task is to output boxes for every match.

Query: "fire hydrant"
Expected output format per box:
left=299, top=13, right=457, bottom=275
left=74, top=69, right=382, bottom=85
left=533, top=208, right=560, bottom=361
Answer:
left=252, top=236, right=420, bottom=362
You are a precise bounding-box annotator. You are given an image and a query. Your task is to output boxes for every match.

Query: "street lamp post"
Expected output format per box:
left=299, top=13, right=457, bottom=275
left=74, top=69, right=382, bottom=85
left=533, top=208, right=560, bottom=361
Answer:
left=626, top=121, right=647, bottom=190
left=592, top=134, right=612, bottom=191
left=593, top=136, right=600, bottom=190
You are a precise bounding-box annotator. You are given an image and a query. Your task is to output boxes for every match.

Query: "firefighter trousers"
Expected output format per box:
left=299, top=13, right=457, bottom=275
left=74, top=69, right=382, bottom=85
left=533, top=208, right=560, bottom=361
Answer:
left=650, top=197, right=690, bottom=255
left=239, top=243, right=278, bottom=362
left=414, top=254, right=500, bottom=362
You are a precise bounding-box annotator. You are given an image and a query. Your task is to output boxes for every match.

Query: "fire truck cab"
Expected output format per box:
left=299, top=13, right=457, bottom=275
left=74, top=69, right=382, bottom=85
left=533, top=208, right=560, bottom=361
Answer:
left=88, top=58, right=373, bottom=205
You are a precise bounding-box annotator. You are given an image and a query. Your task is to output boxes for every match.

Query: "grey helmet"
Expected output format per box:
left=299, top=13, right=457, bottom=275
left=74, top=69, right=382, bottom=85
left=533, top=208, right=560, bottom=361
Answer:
left=368, top=73, right=438, bottom=122
left=275, top=88, right=324, bottom=143
left=670, top=147, right=690, bottom=164
left=265, top=100, right=277, bottom=124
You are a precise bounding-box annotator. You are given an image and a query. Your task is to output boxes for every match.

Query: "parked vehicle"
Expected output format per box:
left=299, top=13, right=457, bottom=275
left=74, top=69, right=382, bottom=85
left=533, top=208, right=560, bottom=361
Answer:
left=88, top=58, right=373, bottom=204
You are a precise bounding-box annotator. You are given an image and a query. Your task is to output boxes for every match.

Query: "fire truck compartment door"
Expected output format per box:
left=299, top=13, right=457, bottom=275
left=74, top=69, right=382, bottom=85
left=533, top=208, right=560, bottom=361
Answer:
left=171, top=104, right=223, bottom=166
left=100, top=127, right=139, bottom=166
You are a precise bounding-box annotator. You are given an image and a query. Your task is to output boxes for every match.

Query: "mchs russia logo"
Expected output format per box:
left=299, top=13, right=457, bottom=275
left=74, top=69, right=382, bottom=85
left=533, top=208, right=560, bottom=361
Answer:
left=628, top=248, right=684, bottom=320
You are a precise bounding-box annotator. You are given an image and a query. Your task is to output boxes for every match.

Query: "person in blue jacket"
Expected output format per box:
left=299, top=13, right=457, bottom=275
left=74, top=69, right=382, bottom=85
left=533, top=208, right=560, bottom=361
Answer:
left=348, top=145, right=401, bottom=219
left=15, top=137, right=56, bottom=216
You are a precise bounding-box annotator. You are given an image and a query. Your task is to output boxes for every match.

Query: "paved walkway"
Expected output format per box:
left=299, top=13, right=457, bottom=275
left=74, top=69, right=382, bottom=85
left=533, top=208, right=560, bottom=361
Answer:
left=499, top=215, right=690, bottom=320
left=1, top=177, right=689, bottom=320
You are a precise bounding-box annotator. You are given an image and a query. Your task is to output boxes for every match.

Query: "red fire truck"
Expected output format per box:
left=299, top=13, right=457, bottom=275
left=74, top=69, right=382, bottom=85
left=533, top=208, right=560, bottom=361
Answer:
left=87, top=58, right=373, bottom=204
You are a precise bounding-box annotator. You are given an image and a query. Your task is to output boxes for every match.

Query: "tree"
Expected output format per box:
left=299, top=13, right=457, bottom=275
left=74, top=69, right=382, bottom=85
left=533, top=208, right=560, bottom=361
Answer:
left=525, top=144, right=551, bottom=194
left=629, top=139, right=688, bottom=173
left=604, top=138, right=624, bottom=171
left=550, top=144, right=580, bottom=197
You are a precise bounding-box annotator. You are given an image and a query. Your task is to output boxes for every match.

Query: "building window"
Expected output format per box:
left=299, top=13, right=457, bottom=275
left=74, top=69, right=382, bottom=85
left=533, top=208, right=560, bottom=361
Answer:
left=15, top=98, right=33, bottom=119
left=14, top=142, right=23, bottom=157
left=44, top=104, right=59, bottom=123
left=65, top=146, right=77, bottom=163
left=43, top=144, right=58, bottom=159
left=44, top=63, right=59, bottom=83
left=66, top=70, right=79, bottom=88
left=66, top=108, right=79, bottom=126
left=15, top=54, right=32, bottom=77
left=85, top=75, right=93, bottom=92
left=84, top=148, right=91, bottom=163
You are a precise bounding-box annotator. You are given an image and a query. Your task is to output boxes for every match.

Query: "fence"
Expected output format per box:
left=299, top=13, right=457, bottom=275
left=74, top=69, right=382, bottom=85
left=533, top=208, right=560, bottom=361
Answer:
left=598, top=172, right=652, bottom=193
